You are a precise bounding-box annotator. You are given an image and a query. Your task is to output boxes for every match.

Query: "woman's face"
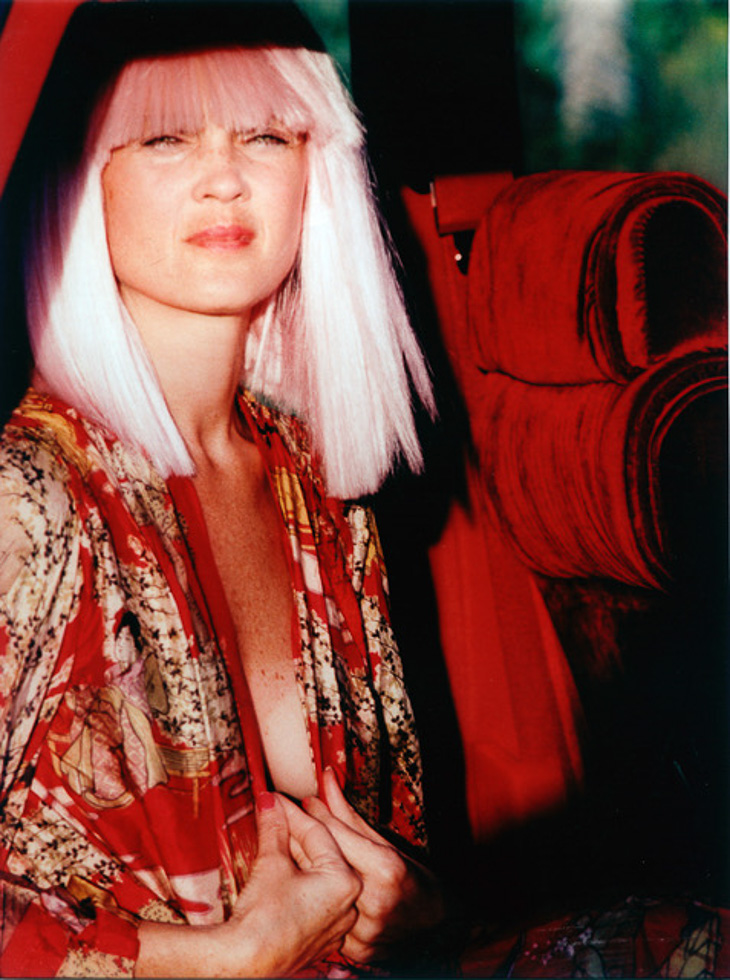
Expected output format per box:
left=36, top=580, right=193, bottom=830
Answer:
left=101, top=117, right=307, bottom=324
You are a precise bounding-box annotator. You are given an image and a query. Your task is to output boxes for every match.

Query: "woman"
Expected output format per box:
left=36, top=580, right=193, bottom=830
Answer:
left=0, top=3, right=442, bottom=975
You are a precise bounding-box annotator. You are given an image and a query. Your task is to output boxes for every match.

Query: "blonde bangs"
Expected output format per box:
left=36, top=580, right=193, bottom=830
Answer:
left=90, top=47, right=347, bottom=159
left=28, top=38, right=426, bottom=497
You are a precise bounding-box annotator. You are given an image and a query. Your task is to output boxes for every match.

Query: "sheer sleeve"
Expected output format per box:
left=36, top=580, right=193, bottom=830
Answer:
left=345, top=502, right=427, bottom=851
left=0, top=439, right=139, bottom=977
left=0, top=440, right=81, bottom=795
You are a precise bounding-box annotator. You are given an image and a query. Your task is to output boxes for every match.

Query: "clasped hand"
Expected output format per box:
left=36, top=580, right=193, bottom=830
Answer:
left=281, top=767, right=445, bottom=966
left=147, top=772, right=446, bottom=976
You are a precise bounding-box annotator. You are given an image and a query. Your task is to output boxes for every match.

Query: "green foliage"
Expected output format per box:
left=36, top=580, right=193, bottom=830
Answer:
left=296, top=0, right=351, bottom=84
left=515, top=0, right=727, bottom=189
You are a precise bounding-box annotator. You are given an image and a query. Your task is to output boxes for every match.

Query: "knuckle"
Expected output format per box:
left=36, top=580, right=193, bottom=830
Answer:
left=350, top=913, right=380, bottom=946
left=328, top=861, right=361, bottom=901
left=343, top=935, right=374, bottom=965
left=367, top=889, right=396, bottom=922
left=377, top=848, right=407, bottom=889
left=343, top=866, right=363, bottom=902
left=254, top=851, right=282, bottom=876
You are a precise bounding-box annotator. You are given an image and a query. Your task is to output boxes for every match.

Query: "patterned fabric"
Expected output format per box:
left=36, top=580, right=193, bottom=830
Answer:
left=0, top=387, right=425, bottom=977
left=461, top=895, right=730, bottom=978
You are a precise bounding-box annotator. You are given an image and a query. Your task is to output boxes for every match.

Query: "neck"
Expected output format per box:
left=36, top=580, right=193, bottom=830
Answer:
left=123, top=289, right=252, bottom=466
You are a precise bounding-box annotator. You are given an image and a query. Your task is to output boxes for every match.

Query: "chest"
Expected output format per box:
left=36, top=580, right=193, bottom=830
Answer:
left=193, top=467, right=318, bottom=800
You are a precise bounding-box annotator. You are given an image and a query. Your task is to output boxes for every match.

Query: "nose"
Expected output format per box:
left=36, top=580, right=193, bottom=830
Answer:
left=192, top=130, right=250, bottom=203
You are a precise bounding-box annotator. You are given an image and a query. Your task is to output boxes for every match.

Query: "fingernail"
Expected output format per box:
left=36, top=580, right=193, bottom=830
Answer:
left=325, top=766, right=342, bottom=787
left=256, top=791, right=276, bottom=811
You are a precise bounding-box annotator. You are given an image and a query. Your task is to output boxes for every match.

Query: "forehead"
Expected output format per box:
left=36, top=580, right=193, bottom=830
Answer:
left=94, top=47, right=316, bottom=152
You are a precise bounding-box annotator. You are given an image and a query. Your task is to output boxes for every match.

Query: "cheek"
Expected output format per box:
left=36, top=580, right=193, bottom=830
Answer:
left=103, top=197, right=124, bottom=273
left=103, top=170, right=166, bottom=278
left=102, top=170, right=138, bottom=275
left=275, top=171, right=308, bottom=270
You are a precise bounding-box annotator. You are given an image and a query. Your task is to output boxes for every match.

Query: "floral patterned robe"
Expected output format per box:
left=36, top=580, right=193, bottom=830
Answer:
left=0, top=388, right=425, bottom=977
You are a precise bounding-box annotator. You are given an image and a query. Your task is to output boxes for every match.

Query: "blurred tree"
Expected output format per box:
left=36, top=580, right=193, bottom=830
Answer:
left=515, top=0, right=727, bottom=189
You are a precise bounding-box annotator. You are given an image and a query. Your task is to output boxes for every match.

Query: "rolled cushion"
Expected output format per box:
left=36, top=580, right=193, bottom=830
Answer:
left=473, top=348, right=727, bottom=587
left=469, top=171, right=727, bottom=383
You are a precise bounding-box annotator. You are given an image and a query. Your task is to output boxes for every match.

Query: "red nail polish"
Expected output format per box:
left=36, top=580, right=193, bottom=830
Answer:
left=256, top=791, right=276, bottom=811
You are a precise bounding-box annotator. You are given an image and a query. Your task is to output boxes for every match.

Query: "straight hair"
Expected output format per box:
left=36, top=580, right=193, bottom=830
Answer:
left=25, top=46, right=434, bottom=497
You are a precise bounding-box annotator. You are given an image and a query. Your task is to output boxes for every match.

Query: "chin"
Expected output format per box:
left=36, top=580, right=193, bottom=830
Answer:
left=187, top=287, right=276, bottom=318
left=185, top=296, right=258, bottom=318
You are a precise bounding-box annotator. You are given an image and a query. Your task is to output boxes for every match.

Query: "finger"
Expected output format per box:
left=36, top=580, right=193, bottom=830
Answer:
left=341, top=931, right=389, bottom=965
left=277, top=794, right=351, bottom=871
left=321, top=768, right=383, bottom=843
left=321, top=907, right=360, bottom=960
left=300, top=793, right=332, bottom=822
left=317, top=780, right=437, bottom=891
left=271, top=796, right=315, bottom=869
left=255, top=791, right=291, bottom=857
left=302, top=795, right=392, bottom=877
left=300, top=904, right=359, bottom=964
left=287, top=833, right=313, bottom=871
left=341, top=907, right=383, bottom=947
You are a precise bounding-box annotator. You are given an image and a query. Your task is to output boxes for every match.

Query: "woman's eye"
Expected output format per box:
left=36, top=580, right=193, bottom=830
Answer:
left=141, top=134, right=188, bottom=150
left=242, top=131, right=295, bottom=151
left=255, top=133, right=288, bottom=145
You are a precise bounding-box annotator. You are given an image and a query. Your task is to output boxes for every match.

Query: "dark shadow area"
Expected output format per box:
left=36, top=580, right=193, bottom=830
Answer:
left=349, top=0, right=522, bottom=190
left=0, top=186, right=32, bottom=428
left=644, top=202, right=728, bottom=357
left=351, top=0, right=728, bottom=942
left=350, top=2, right=523, bottom=872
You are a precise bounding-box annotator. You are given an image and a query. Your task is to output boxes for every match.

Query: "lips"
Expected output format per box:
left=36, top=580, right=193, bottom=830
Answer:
left=186, top=225, right=255, bottom=249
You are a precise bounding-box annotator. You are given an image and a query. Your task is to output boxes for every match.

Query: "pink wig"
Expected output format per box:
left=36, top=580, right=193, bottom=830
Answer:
left=25, top=46, right=434, bottom=496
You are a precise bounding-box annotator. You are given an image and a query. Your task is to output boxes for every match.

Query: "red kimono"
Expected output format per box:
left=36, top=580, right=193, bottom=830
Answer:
left=0, top=388, right=426, bottom=977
